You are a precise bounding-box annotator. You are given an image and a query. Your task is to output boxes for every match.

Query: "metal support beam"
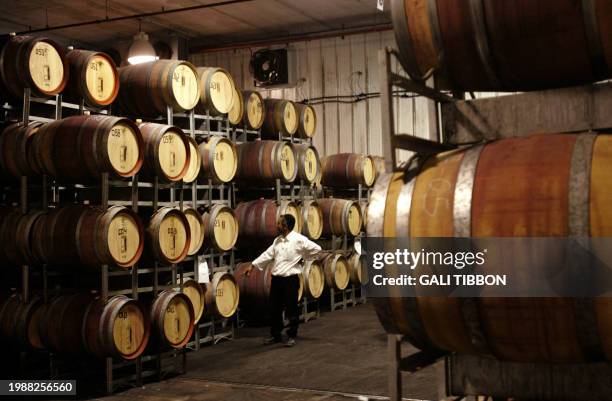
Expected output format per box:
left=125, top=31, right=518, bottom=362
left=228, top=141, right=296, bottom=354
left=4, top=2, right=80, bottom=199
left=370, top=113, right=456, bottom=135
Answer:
left=379, top=48, right=396, bottom=172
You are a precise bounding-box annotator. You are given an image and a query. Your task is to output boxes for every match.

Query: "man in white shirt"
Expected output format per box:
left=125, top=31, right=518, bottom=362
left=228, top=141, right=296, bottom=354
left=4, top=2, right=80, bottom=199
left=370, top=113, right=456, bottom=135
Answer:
left=243, top=214, right=322, bottom=347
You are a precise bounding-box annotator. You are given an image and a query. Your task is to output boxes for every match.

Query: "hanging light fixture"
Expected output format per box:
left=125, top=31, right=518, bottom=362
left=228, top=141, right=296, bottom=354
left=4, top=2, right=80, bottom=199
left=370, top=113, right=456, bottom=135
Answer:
left=127, top=21, right=158, bottom=65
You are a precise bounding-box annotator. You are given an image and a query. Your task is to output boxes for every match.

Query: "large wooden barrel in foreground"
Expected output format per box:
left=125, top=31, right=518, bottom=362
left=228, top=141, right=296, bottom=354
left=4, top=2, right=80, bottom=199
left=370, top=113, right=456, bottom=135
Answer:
left=236, top=199, right=300, bottom=240
left=319, top=198, right=362, bottom=237
left=150, top=290, right=195, bottom=349
left=300, top=200, right=323, bottom=240
left=321, top=253, right=349, bottom=291
left=138, top=123, right=189, bottom=182
left=391, top=0, right=612, bottom=91
left=242, top=90, right=266, bottom=130
left=198, top=136, right=237, bottom=184
left=302, top=260, right=325, bottom=299
left=83, top=295, right=149, bottom=359
left=321, top=153, right=375, bottom=188
left=236, top=140, right=297, bottom=185
left=30, top=115, right=144, bottom=181
left=202, top=204, right=239, bottom=251
left=32, top=205, right=144, bottom=268
left=262, top=99, right=298, bottom=139
left=294, top=144, right=320, bottom=184
left=145, top=207, right=190, bottom=265
left=116, top=60, right=200, bottom=116
left=0, top=35, right=68, bottom=99
left=0, top=122, right=44, bottom=180
left=295, top=103, right=317, bottom=139
left=203, top=271, right=240, bottom=318
left=195, top=67, right=235, bottom=115
left=65, top=49, right=119, bottom=107
left=368, top=133, right=612, bottom=363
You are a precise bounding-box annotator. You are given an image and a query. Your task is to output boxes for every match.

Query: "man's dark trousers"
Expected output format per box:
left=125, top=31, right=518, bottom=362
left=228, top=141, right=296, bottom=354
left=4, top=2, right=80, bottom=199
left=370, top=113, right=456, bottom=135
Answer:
left=270, top=274, right=300, bottom=340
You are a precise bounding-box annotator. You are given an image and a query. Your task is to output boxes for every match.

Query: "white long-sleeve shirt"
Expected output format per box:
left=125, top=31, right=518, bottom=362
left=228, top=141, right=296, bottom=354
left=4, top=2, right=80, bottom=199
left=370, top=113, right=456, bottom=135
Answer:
left=252, top=231, right=322, bottom=277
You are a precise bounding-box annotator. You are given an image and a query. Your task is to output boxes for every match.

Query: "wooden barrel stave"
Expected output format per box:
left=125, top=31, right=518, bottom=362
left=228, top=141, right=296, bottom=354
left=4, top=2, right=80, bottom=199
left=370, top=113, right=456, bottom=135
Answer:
left=236, top=140, right=297, bottom=185
left=319, top=198, right=362, bottom=237
left=321, top=153, right=375, bottom=188
left=39, top=293, right=93, bottom=354
left=262, top=99, right=298, bottom=139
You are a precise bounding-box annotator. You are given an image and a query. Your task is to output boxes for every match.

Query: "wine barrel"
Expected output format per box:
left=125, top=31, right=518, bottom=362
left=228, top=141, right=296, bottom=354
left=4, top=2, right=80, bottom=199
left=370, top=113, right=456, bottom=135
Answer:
left=31, top=205, right=143, bottom=268
left=145, top=207, right=190, bottom=265
left=347, top=252, right=365, bottom=285
left=83, top=295, right=149, bottom=359
left=300, top=200, right=323, bottom=240
left=39, top=293, right=92, bottom=354
left=202, top=204, right=238, bottom=252
left=65, top=49, right=119, bottom=107
left=203, top=271, right=240, bottom=318
left=321, top=153, right=375, bottom=188
left=321, top=253, right=349, bottom=291
left=150, top=290, right=195, bottom=349
left=294, top=144, right=320, bottom=184
left=371, top=156, right=386, bottom=178
left=29, top=115, right=143, bottom=181
left=138, top=123, right=189, bottom=182
left=183, top=208, right=205, bottom=256
left=368, top=133, right=612, bottom=363
left=174, top=279, right=205, bottom=323
left=182, top=136, right=201, bottom=183
left=234, top=262, right=301, bottom=313
left=361, top=202, right=369, bottom=231
left=116, top=60, right=200, bottom=116
left=0, top=122, right=43, bottom=180
left=242, top=90, right=266, bottom=130
left=262, top=99, right=298, bottom=139
left=195, top=67, right=235, bottom=115
left=295, top=103, right=317, bottom=139
left=319, top=198, right=362, bottom=237
left=302, top=260, right=325, bottom=299
left=198, top=136, right=237, bottom=184
left=0, top=210, right=44, bottom=266
left=391, top=0, right=612, bottom=91
left=0, top=294, right=44, bottom=349
left=236, top=199, right=300, bottom=240
left=228, top=85, right=244, bottom=126
left=236, top=140, right=297, bottom=185
left=0, top=35, right=68, bottom=99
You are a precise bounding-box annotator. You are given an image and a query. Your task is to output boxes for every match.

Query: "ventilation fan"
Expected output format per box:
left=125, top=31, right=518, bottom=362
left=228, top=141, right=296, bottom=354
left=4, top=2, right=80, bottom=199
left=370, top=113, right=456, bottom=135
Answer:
left=250, top=48, right=296, bottom=88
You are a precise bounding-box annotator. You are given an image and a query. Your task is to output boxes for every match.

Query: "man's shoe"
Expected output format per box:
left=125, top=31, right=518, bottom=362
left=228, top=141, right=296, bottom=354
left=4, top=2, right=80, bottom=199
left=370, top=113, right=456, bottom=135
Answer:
left=284, top=337, right=296, bottom=347
left=263, top=336, right=282, bottom=345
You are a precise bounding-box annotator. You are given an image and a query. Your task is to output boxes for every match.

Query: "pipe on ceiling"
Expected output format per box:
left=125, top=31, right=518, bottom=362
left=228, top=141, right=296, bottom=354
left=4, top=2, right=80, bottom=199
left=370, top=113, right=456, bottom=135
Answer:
left=189, top=22, right=393, bottom=53
left=14, top=0, right=256, bottom=35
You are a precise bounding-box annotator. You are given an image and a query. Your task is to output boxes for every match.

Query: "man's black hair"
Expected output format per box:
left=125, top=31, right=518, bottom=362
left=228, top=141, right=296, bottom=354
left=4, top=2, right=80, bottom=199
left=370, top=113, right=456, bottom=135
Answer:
left=281, top=214, right=296, bottom=231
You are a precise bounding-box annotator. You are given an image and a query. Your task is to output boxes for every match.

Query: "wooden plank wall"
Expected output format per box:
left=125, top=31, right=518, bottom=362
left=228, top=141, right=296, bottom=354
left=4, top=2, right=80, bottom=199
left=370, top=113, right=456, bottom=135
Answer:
left=189, top=30, right=432, bottom=161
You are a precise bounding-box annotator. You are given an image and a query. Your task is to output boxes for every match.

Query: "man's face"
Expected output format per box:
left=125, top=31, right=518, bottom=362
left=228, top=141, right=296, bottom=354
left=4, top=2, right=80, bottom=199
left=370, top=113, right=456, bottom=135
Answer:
left=277, top=217, right=289, bottom=235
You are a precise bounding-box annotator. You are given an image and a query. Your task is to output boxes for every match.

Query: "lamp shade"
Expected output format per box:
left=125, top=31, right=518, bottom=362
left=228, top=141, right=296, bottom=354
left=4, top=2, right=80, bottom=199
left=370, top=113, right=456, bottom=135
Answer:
left=127, top=32, right=158, bottom=65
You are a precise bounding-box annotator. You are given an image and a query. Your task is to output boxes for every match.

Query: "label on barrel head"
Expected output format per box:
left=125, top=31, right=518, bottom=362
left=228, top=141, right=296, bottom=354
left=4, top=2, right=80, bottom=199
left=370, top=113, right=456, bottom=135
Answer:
left=29, top=42, right=64, bottom=92
left=247, top=93, right=264, bottom=127
left=171, top=64, right=199, bottom=111
left=158, top=131, right=187, bottom=179
left=107, top=213, right=140, bottom=265
left=86, top=55, right=115, bottom=102
left=112, top=304, right=144, bottom=357
left=159, top=214, right=187, bottom=260
left=209, top=71, right=234, bottom=114
left=283, top=102, right=298, bottom=134
left=108, top=124, right=140, bottom=175
left=163, top=297, right=191, bottom=344
left=213, top=210, right=237, bottom=251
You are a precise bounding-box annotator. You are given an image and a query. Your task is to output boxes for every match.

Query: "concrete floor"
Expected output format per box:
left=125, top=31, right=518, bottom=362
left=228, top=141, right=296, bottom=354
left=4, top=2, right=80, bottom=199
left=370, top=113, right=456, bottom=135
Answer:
left=97, top=304, right=442, bottom=401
